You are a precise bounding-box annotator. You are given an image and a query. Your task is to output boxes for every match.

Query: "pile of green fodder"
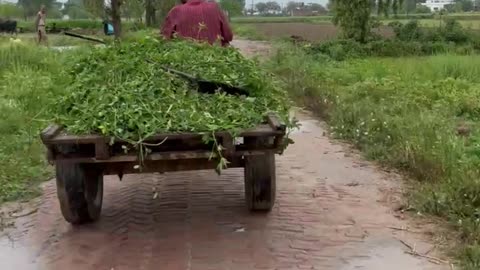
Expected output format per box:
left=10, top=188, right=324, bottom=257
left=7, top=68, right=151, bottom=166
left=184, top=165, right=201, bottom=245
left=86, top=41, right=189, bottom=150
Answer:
left=55, top=36, right=294, bottom=171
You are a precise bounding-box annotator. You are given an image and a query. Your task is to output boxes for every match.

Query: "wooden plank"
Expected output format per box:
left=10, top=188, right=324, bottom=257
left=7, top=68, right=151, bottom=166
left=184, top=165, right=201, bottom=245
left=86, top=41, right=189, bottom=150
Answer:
left=45, top=146, right=55, bottom=165
left=221, top=133, right=234, bottom=156
left=266, top=113, right=286, bottom=132
left=40, top=124, right=63, bottom=143
left=273, top=135, right=285, bottom=150
left=43, top=134, right=106, bottom=145
left=102, top=158, right=245, bottom=175
left=52, top=149, right=274, bottom=163
left=95, top=140, right=110, bottom=160
left=43, top=124, right=283, bottom=145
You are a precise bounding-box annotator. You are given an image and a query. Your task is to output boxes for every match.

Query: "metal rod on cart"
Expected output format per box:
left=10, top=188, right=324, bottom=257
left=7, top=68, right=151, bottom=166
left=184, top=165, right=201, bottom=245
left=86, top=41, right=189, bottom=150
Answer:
left=63, top=31, right=106, bottom=44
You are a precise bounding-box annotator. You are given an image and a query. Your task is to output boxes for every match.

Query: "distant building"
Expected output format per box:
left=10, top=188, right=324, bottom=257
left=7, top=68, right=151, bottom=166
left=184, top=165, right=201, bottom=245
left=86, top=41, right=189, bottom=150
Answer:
left=422, top=0, right=455, bottom=11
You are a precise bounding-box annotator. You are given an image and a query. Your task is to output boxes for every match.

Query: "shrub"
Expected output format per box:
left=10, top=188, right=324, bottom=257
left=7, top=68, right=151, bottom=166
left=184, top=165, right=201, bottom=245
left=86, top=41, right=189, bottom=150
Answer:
left=307, top=39, right=457, bottom=60
left=389, top=18, right=475, bottom=45
left=267, top=48, right=480, bottom=268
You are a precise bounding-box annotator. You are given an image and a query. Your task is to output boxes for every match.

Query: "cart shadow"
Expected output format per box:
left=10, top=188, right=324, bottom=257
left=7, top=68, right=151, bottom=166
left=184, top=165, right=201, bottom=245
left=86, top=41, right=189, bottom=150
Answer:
left=73, top=169, right=271, bottom=235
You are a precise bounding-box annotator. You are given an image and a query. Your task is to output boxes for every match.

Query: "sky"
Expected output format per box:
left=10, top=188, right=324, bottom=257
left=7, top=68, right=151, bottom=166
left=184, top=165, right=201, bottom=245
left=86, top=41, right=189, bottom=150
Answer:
left=2, top=0, right=329, bottom=8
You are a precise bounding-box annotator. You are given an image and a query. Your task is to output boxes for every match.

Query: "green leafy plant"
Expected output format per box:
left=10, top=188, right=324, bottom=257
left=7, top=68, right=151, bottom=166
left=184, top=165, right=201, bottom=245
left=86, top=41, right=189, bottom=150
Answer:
left=54, top=37, right=295, bottom=172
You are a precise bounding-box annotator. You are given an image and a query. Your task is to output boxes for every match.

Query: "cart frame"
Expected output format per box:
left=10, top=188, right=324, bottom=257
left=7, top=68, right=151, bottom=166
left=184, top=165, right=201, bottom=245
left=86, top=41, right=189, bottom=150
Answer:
left=40, top=113, right=287, bottom=224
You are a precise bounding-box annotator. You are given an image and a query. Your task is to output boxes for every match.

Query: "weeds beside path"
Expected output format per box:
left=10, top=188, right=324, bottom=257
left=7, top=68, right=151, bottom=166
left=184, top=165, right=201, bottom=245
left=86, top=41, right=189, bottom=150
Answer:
left=267, top=44, right=480, bottom=269
left=0, top=43, right=71, bottom=202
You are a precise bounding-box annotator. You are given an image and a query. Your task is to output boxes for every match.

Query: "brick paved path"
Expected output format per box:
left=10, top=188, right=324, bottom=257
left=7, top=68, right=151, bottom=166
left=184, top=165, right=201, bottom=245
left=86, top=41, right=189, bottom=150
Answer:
left=0, top=111, right=448, bottom=270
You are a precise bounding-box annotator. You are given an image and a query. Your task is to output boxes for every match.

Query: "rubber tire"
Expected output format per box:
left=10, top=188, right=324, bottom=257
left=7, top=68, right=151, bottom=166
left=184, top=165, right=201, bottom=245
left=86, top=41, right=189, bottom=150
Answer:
left=244, top=153, right=276, bottom=211
left=56, top=162, right=103, bottom=224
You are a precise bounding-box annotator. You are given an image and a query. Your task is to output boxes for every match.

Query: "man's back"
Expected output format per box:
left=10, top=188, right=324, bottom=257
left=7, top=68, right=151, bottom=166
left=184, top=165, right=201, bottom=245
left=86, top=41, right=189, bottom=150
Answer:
left=162, top=0, right=233, bottom=46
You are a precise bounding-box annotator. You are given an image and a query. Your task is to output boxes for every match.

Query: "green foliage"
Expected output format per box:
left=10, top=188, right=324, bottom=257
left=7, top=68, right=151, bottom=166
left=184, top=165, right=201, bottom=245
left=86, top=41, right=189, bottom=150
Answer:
left=54, top=37, right=294, bottom=170
left=0, top=3, right=23, bottom=18
left=268, top=45, right=480, bottom=268
left=332, top=0, right=373, bottom=42
left=390, top=19, right=473, bottom=44
left=306, top=39, right=465, bottom=60
left=415, top=4, right=432, bottom=14
left=331, top=0, right=405, bottom=42
left=232, top=24, right=265, bottom=40
left=64, top=0, right=95, bottom=19
left=220, top=0, right=243, bottom=17
left=306, top=17, right=478, bottom=61
left=0, top=43, right=70, bottom=202
left=18, top=0, right=56, bottom=17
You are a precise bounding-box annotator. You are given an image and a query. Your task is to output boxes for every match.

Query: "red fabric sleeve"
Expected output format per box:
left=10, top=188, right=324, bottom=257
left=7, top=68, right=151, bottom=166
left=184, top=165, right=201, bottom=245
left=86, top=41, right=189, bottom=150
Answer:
left=161, top=7, right=178, bottom=39
left=218, top=8, right=233, bottom=44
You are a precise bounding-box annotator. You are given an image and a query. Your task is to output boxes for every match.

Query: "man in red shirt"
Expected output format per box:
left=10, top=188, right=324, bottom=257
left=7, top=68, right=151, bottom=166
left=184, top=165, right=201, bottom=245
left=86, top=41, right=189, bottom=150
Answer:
left=161, top=0, right=233, bottom=46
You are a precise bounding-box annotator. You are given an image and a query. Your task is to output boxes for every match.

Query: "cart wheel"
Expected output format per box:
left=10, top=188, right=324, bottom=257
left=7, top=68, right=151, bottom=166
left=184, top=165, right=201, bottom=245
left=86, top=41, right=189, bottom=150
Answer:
left=55, top=162, right=103, bottom=224
left=244, top=152, right=276, bottom=211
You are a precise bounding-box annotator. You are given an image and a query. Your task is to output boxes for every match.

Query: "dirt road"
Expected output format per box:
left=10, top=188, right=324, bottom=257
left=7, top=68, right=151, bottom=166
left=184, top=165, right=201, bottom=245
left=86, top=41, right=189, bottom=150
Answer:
left=0, top=42, right=449, bottom=270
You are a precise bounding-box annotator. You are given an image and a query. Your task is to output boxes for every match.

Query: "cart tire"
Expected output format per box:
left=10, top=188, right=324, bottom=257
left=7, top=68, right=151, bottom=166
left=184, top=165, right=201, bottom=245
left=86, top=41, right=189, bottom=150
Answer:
left=244, top=153, right=276, bottom=211
left=55, top=162, right=103, bottom=224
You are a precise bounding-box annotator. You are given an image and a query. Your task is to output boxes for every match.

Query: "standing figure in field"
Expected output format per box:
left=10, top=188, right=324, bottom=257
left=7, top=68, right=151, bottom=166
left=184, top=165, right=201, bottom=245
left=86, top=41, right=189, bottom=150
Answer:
left=36, top=5, right=48, bottom=45
left=161, top=0, right=233, bottom=46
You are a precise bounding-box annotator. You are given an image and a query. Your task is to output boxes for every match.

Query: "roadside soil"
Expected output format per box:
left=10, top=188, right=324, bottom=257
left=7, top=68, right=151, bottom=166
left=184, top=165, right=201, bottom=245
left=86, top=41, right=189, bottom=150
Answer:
left=0, top=40, right=450, bottom=270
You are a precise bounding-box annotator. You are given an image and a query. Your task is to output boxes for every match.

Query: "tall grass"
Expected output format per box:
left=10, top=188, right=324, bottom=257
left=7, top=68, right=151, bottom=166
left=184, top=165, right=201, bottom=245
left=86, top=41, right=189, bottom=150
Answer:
left=0, top=43, right=68, bottom=201
left=268, top=45, right=480, bottom=269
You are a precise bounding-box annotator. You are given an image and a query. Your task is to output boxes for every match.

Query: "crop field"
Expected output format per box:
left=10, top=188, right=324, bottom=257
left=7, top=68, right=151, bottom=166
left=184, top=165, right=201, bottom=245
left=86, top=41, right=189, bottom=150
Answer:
left=238, top=22, right=394, bottom=41
left=233, top=12, right=480, bottom=41
left=268, top=45, right=480, bottom=270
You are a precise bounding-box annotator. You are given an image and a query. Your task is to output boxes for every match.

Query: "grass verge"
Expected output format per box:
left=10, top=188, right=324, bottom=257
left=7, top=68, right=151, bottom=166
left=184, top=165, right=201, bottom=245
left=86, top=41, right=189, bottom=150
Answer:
left=267, top=44, right=480, bottom=269
left=0, top=42, right=73, bottom=202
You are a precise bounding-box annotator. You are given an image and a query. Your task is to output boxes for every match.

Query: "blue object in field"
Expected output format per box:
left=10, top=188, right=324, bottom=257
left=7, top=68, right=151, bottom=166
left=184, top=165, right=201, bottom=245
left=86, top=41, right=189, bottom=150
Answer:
left=103, top=22, right=114, bottom=36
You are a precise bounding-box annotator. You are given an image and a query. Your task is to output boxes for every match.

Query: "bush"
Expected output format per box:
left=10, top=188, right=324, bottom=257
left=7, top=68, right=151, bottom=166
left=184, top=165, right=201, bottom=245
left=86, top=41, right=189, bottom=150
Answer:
left=415, top=4, right=432, bottom=14
left=389, top=20, right=424, bottom=41
left=389, top=18, right=475, bottom=44
left=441, top=18, right=470, bottom=44
left=267, top=47, right=480, bottom=268
left=308, top=39, right=367, bottom=60
left=0, top=43, right=71, bottom=202
left=307, top=39, right=456, bottom=60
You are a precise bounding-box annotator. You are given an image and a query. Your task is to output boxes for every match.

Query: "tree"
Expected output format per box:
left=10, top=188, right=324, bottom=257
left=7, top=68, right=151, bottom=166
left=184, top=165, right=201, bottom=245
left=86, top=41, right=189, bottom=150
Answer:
left=457, top=0, right=474, bottom=12
left=18, top=0, right=55, bottom=19
left=0, top=3, right=24, bottom=19
left=265, top=1, right=281, bottom=13
left=331, top=0, right=404, bottom=42
left=64, top=0, right=91, bottom=19
left=307, top=3, right=327, bottom=13
left=83, top=0, right=106, bottom=18
left=403, top=0, right=417, bottom=14
left=376, top=0, right=405, bottom=17
left=220, top=0, right=243, bottom=17
left=286, top=1, right=301, bottom=13
left=255, top=2, right=268, bottom=14
left=122, top=0, right=144, bottom=22
left=144, top=0, right=177, bottom=28
left=145, top=0, right=156, bottom=27
left=110, top=0, right=122, bottom=38
left=332, top=0, right=372, bottom=42
left=415, top=3, right=431, bottom=13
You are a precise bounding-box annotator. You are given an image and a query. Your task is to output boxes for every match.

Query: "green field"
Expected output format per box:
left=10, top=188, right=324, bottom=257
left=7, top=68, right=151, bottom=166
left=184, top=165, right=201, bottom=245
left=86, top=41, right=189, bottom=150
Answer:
left=0, top=43, right=68, bottom=202
left=383, top=18, right=480, bottom=30
left=233, top=13, right=480, bottom=33
left=267, top=44, right=480, bottom=269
